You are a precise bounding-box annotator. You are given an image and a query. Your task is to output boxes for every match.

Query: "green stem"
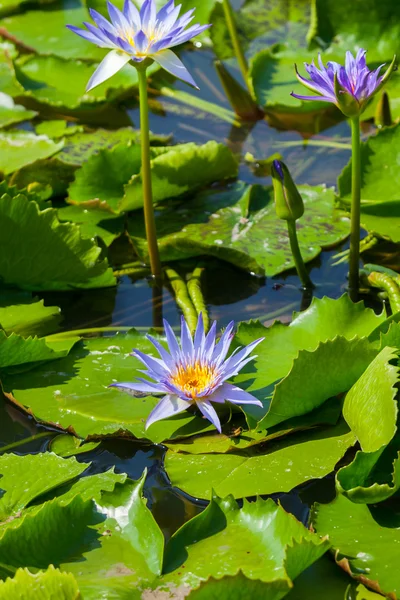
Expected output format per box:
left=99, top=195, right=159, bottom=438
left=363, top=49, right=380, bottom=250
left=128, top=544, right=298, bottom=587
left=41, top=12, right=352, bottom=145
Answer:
left=164, top=267, right=198, bottom=334
left=187, top=265, right=210, bottom=332
left=222, top=0, right=251, bottom=94
left=137, top=67, right=162, bottom=281
left=287, top=219, right=314, bottom=289
left=367, top=272, right=400, bottom=314
left=0, top=432, right=51, bottom=454
left=349, top=116, right=361, bottom=301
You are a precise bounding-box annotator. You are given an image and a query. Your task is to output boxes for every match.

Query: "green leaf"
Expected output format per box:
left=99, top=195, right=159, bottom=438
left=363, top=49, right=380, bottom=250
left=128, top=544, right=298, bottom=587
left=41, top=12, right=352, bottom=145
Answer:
left=128, top=182, right=350, bottom=276
left=0, top=48, right=23, bottom=97
left=163, top=494, right=329, bottom=597
left=338, top=123, right=400, bottom=242
left=68, top=142, right=142, bottom=212
left=0, top=566, right=80, bottom=600
left=312, top=493, right=400, bottom=598
left=49, top=434, right=100, bottom=458
left=0, top=194, right=115, bottom=290
left=343, top=346, right=399, bottom=452
left=260, top=337, right=378, bottom=429
left=0, top=452, right=87, bottom=520
left=0, top=1, right=105, bottom=61
left=162, top=492, right=328, bottom=591
left=187, top=574, right=291, bottom=600
left=0, top=295, right=61, bottom=337
left=2, top=332, right=213, bottom=444
left=312, top=0, right=400, bottom=62
left=336, top=442, right=400, bottom=503
left=57, top=204, right=124, bottom=247
left=0, top=131, right=63, bottom=175
left=231, top=295, right=385, bottom=426
left=164, top=421, right=356, bottom=500
left=121, top=141, right=239, bottom=212
left=0, top=330, right=77, bottom=370
left=285, top=555, right=351, bottom=600
left=0, top=94, right=36, bottom=129
left=69, top=141, right=238, bottom=213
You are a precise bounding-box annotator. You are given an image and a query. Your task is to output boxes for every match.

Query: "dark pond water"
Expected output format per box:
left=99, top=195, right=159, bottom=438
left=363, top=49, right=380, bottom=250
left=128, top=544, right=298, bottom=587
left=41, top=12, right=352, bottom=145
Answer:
left=0, top=27, right=388, bottom=572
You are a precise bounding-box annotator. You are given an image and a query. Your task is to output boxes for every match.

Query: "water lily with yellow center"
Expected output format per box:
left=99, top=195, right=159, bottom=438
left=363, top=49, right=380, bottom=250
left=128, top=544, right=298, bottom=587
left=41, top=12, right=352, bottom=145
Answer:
left=110, top=315, right=264, bottom=432
left=67, top=0, right=211, bottom=91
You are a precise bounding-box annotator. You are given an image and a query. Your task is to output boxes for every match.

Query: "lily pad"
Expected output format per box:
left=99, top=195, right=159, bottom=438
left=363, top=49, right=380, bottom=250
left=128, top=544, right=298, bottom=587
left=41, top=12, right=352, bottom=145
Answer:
left=0, top=295, right=61, bottom=337
left=0, top=93, right=36, bottom=128
left=164, top=421, right=356, bottom=499
left=69, top=141, right=238, bottom=213
left=128, top=182, right=350, bottom=276
left=343, top=346, right=399, bottom=452
left=162, top=491, right=328, bottom=591
left=312, top=493, right=400, bottom=598
left=0, top=566, right=80, bottom=600
left=2, top=331, right=213, bottom=444
left=0, top=194, right=115, bottom=290
left=0, top=330, right=77, bottom=371
left=338, top=122, right=400, bottom=242
left=311, top=0, right=400, bottom=62
left=57, top=203, right=124, bottom=247
left=336, top=441, right=400, bottom=503
left=0, top=131, right=63, bottom=175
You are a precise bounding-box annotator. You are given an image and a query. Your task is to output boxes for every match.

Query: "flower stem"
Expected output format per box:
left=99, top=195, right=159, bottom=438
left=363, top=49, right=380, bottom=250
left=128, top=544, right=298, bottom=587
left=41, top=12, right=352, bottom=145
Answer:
left=349, top=116, right=361, bottom=301
left=286, top=219, right=313, bottom=289
left=164, top=267, right=198, bottom=334
left=0, top=432, right=51, bottom=454
left=222, top=0, right=251, bottom=94
left=137, top=67, right=162, bottom=282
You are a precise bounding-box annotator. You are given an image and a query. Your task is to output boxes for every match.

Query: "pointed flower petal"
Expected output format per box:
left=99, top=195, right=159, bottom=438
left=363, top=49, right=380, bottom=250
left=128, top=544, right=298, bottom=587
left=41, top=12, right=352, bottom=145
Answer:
left=146, top=394, right=190, bottom=429
left=196, top=399, right=222, bottom=432
left=153, top=49, right=199, bottom=88
left=86, top=50, right=131, bottom=91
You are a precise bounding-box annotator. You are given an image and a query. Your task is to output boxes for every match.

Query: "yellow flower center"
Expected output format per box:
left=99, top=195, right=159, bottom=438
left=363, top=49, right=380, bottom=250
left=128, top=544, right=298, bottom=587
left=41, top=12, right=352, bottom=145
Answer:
left=170, top=362, right=216, bottom=399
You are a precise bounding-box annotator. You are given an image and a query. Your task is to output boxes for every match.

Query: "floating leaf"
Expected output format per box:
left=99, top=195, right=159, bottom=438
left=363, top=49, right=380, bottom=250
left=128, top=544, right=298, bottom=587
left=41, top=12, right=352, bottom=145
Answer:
left=312, top=493, right=400, bottom=598
left=343, top=346, right=399, bottom=452
left=0, top=131, right=63, bottom=175
left=164, top=421, right=356, bottom=500
left=0, top=194, right=115, bottom=290
left=2, top=331, right=213, bottom=444
left=0, top=93, right=36, bottom=128
left=162, top=491, right=328, bottom=591
left=128, top=182, right=350, bottom=276
left=57, top=204, right=124, bottom=247
left=0, top=330, right=77, bottom=371
left=0, top=295, right=61, bottom=337
left=336, top=442, right=400, bottom=503
left=311, top=0, right=400, bottom=62
left=0, top=566, right=80, bottom=600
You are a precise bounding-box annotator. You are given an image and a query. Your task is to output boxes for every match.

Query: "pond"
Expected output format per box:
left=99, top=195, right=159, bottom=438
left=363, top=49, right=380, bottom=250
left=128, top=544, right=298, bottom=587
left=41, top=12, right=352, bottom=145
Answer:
left=0, top=0, right=400, bottom=598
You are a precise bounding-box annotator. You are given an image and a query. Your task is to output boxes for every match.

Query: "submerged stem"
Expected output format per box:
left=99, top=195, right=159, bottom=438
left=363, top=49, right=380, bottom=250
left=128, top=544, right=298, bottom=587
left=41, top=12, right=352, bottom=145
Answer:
left=349, top=116, right=361, bottom=301
left=287, top=219, right=314, bottom=290
left=222, top=0, right=251, bottom=94
left=137, top=67, right=162, bottom=282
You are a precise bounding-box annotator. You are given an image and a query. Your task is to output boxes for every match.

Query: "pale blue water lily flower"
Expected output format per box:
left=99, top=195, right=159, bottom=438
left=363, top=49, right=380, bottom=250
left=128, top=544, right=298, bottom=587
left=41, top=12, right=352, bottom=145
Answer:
left=67, top=0, right=210, bottom=91
left=110, top=315, right=264, bottom=432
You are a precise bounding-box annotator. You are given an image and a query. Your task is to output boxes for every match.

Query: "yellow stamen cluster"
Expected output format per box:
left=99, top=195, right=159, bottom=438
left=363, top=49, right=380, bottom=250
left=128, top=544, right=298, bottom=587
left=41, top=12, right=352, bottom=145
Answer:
left=170, top=361, right=216, bottom=399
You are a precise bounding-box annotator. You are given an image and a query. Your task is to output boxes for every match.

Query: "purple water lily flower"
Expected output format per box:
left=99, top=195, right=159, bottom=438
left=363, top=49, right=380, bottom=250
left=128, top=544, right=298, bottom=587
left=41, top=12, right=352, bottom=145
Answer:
left=110, top=315, right=264, bottom=432
left=67, top=0, right=210, bottom=92
left=292, top=49, right=396, bottom=116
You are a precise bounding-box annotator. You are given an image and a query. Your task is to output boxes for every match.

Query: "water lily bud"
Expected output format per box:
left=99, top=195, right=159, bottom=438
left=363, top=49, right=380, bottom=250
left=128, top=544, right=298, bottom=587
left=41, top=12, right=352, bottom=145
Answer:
left=271, top=160, right=304, bottom=221
left=375, top=91, right=392, bottom=128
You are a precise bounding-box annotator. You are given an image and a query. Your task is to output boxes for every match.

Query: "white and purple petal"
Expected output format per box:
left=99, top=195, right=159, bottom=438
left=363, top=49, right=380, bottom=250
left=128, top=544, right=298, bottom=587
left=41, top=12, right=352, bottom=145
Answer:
left=86, top=50, right=131, bottom=92
left=146, top=394, right=191, bottom=429
left=196, top=399, right=222, bottom=432
left=153, top=49, right=199, bottom=88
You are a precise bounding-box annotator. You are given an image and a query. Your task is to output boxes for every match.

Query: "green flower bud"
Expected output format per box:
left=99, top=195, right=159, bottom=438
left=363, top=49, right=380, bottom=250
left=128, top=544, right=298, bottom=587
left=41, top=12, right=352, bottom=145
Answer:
left=271, top=160, right=304, bottom=221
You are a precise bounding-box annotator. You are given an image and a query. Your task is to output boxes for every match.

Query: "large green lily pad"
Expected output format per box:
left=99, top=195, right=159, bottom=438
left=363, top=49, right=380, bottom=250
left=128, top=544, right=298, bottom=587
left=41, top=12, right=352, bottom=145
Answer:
left=0, top=295, right=61, bottom=337
left=128, top=182, right=350, bottom=276
left=0, top=194, right=115, bottom=290
left=164, top=421, right=356, bottom=499
left=2, top=331, right=213, bottom=444
left=162, top=491, right=328, bottom=592
left=0, top=94, right=36, bottom=128
left=0, top=330, right=77, bottom=371
left=312, top=493, right=400, bottom=598
left=0, top=131, right=63, bottom=175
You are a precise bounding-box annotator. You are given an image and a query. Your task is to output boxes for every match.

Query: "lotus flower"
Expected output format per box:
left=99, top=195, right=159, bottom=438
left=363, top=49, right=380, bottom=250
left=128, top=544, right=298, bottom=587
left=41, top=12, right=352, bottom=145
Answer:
left=110, top=315, right=263, bottom=432
left=67, top=0, right=210, bottom=92
left=292, top=49, right=396, bottom=116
